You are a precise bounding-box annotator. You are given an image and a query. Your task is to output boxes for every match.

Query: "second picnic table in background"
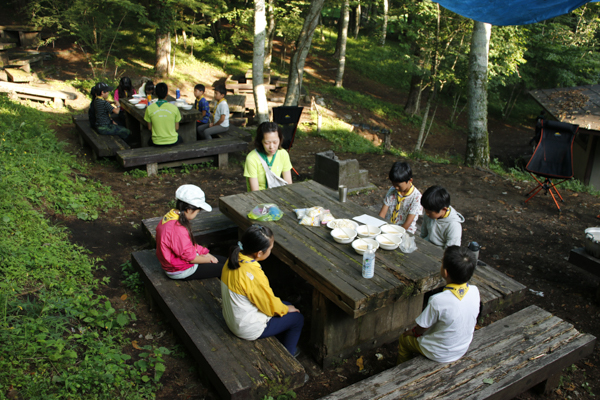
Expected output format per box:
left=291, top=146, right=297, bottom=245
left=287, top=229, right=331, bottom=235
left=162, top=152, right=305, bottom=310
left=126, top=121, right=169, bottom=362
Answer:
left=120, top=96, right=201, bottom=146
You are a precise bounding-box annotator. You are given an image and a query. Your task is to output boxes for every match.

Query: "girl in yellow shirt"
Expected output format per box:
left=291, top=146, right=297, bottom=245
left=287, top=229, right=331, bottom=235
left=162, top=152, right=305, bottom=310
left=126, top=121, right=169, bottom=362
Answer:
left=221, top=225, right=304, bottom=356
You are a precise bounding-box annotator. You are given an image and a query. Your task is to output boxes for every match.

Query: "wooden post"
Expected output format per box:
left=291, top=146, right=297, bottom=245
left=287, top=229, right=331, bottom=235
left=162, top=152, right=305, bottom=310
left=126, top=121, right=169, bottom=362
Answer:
left=384, top=130, right=391, bottom=151
left=218, top=153, right=228, bottom=169
left=147, top=163, right=158, bottom=176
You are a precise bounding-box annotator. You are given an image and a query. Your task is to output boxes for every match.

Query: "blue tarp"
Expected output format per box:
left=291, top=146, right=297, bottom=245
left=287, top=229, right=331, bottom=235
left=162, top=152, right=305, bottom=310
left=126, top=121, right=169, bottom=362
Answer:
left=434, top=0, right=593, bottom=26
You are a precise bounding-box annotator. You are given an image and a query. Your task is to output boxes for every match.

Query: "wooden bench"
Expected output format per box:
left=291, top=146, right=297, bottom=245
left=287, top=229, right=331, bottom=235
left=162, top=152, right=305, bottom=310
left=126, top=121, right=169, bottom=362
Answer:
left=116, top=131, right=248, bottom=176
left=318, top=305, right=596, bottom=400
left=1, top=81, right=74, bottom=104
left=0, top=25, right=41, bottom=48
left=470, top=261, right=526, bottom=321
left=131, top=250, right=305, bottom=400
left=72, top=114, right=129, bottom=160
left=568, top=247, right=600, bottom=300
left=141, top=208, right=238, bottom=248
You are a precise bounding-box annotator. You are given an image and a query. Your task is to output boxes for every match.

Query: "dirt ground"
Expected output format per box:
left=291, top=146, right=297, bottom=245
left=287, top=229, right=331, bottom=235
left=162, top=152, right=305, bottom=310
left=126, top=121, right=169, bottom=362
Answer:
left=16, top=37, right=600, bottom=399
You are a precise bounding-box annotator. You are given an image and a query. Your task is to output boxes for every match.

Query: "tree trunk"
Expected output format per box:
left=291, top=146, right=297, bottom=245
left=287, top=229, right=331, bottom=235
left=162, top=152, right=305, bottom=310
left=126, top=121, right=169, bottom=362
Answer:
left=265, top=0, right=276, bottom=69
left=465, top=21, right=492, bottom=168
left=253, top=0, right=269, bottom=124
left=284, top=0, right=326, bottom=106
left=354, top=4, right=361, bottom=39
left=156, top=30, right=171, bottom=78
left=333, top=1, right=347, bottom=58
left=405, top=74, right=422, bottom=115
left=381, top=0, right=388, bottom=45
left=335, top=0, right=350, bottom=87
left=414, top=85, right=436, bottom=151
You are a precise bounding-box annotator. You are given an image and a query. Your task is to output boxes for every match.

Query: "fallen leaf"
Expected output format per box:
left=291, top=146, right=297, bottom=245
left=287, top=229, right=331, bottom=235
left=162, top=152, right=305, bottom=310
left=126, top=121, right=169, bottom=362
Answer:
left=506, top=273, right=514, bottom=278
left=584, top=361, right=595, bottom=367
left=555, top=389, right=562, bottom=396
left=483, top=378, right=494, bottom=384
left=120, top=294, right=128, bottom=301
left=132, top=340, right=142, bottom=350
left=356, top=356, right=364, bottom=371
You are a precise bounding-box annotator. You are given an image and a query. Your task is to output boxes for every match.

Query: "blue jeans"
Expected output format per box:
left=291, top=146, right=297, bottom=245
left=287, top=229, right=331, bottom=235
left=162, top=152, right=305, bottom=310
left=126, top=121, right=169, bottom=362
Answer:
left=96, top=123, right=131, bottom=140
left=259, top=301, right=304, bottom=355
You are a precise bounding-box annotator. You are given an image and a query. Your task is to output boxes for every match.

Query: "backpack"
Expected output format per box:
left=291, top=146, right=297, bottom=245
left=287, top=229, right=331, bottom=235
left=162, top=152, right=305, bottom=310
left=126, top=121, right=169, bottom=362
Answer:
left=88, top=99, right=97, bottom=130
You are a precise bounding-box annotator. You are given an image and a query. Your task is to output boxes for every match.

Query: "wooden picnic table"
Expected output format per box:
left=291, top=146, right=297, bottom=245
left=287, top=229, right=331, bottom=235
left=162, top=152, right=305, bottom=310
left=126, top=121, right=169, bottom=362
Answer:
left=219, top=180, right=445, bottom=367
left=120, top=96, right=201, bottom=147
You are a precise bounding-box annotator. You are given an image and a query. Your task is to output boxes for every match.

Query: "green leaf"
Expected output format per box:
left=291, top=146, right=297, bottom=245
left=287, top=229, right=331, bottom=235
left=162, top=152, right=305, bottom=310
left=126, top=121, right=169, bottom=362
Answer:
left=116, top=313, right=129, bottom=327
left=2, top=216, right=11, bottom=223
left=483, top=378, right=494, bottom=384
left=65, top=350, right=77, bottom=358
left=141, top=375, right=150, bottom=382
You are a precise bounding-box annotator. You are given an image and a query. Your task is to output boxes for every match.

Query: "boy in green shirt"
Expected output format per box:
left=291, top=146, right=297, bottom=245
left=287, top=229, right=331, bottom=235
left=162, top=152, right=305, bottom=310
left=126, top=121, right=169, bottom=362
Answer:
left=144, top=83, right=182, bottom=146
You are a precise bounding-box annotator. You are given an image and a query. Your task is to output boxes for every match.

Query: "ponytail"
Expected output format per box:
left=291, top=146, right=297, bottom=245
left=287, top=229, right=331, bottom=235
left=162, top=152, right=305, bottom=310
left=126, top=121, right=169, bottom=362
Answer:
left=175, top=200, right=199, bottom=246
left=227, top=225, right=274, bottom=270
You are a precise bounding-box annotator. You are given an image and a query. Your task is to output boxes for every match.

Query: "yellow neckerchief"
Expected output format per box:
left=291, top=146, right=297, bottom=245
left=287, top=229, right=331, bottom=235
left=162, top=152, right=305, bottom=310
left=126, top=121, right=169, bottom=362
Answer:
left=161, top=209, right=179, bottom=224
left=442, top=206, right=452, bottom=218
left=210, top=98, right=226, bottom=123
left=239, top=253, right=259, bottom=266
left=392, top=184, right=415, bottom=223
left=195, top=96, right=204, bottom=111
left=444, top=283, right=469, bottom=301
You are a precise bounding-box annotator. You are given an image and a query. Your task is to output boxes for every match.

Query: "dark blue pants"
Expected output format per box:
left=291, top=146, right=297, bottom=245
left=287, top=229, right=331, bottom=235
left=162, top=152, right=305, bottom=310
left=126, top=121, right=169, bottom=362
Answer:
left=97, top=123, right=131, bottom=140
left=259, top=301, right=304, bottom=355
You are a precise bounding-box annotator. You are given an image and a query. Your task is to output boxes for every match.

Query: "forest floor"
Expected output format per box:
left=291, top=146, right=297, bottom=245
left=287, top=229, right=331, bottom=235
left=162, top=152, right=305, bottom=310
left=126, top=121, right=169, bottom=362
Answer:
left=17, top=36, right=600, bottom=399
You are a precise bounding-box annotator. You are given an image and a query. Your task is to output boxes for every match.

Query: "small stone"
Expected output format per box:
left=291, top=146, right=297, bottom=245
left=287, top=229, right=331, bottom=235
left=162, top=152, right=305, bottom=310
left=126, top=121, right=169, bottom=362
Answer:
left=502, top=192, right=507, bottom=195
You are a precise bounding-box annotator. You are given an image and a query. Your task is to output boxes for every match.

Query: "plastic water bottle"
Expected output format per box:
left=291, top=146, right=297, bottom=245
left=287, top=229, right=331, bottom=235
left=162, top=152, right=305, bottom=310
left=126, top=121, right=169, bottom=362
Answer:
left=362, top=244, right=375, bottom=279
left=176, top=88, right=181, bottom=99
left=468, top=241, right=480, bottom=261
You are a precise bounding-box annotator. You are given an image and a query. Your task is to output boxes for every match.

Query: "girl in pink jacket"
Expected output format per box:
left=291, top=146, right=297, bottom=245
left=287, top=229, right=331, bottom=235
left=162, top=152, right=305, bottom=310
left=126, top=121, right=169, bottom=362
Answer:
left=156, top=185, right=226, bottom=280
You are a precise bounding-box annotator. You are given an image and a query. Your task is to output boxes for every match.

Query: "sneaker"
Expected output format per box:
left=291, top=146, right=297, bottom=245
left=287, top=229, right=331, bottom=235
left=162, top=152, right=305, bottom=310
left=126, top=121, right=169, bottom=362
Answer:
left=294, top=348, right=302, bottom=358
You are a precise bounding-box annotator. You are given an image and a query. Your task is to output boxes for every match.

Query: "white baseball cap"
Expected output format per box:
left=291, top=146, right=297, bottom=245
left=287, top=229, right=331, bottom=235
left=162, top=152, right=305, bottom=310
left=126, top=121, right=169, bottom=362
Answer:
left=175, top=185, right=212, bottom=212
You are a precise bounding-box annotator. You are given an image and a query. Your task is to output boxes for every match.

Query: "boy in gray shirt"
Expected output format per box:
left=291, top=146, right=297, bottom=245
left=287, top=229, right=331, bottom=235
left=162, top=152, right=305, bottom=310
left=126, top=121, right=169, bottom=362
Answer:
left=420, top=186, right=464, bottom=248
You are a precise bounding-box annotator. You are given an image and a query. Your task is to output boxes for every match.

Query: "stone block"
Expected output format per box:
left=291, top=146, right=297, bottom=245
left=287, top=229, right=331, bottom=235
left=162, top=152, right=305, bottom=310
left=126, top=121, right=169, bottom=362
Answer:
left=313, top=150, right=373, bottom=191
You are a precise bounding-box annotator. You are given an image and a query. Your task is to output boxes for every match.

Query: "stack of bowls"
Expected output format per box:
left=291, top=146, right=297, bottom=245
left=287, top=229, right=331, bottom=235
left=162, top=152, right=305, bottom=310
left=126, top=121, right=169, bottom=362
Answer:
left=351, top=238, right=379, bottom=255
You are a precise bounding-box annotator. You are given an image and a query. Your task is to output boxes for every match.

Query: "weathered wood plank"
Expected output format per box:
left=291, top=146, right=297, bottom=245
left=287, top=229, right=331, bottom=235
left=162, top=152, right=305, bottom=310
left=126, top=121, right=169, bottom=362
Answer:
left=116, top=137, right=247, bottom=168
left=317, top=305, right=596, bottom=400
left=141, top=208, right=238, bottom=247
left=0, top=81, right=69, bottom=99
left=4, top=68, right=32, bottom=82
left=470, top=261, right=527, bottom=317
left=0, top=42, right=15, bottom=50
left=72, top=114, right=129, bottom=158
left=131, top=250, right=305, bottom=400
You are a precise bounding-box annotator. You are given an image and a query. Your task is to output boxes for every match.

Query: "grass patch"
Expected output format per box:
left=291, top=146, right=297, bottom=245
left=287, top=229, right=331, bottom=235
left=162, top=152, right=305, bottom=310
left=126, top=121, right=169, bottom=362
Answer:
left=0, top=94, right=163, bottom=399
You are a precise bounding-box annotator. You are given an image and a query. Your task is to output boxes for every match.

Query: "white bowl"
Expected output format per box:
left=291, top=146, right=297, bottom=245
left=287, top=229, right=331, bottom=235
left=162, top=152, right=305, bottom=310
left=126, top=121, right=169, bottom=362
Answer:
left=327, top=219, right=359, bottom=230
left=356, top=225, right=381, bottom=238
left=132, top=94, right=143, bottom=98
left=376, top=234, right=402, bottom=250
left=380, top=224, right=406, bottom=237
left=181, top=104, right=192, bottom=110
left=135, top=103, right=147, bottom=109
left=352, top=238, right=379, bottom=255
left=331, top=227, right=357, bottom=244
left=129, top=98, right=141, bottom=104
left=176, top=98, right=186, bottom=102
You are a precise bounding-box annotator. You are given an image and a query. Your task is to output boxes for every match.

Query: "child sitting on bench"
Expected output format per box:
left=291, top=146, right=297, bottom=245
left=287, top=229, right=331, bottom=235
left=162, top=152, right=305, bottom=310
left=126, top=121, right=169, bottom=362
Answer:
left=221, top=225, right=304, bottom=356
left=90, top=82, right=131, bottom=142
left=156, top=184, right=226, bottom=280
left=398, top=246, right=480, bottom=364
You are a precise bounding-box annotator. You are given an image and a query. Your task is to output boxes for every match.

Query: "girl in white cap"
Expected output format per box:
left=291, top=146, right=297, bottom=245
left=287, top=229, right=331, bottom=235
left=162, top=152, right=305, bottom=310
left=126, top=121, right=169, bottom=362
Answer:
left=155, top=184, right=226, bottom=280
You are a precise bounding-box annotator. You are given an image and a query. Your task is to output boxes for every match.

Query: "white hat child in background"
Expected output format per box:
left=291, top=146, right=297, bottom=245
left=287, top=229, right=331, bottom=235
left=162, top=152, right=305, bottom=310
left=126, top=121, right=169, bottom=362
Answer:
left=176, top=184, right=212, bottom=212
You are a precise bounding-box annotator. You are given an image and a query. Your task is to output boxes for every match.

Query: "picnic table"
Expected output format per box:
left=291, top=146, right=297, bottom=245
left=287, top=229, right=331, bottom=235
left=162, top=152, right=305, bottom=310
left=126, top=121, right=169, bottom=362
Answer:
left=120, top=96, right=201, bottom=147
left=219, top=180, right=445, bottom=367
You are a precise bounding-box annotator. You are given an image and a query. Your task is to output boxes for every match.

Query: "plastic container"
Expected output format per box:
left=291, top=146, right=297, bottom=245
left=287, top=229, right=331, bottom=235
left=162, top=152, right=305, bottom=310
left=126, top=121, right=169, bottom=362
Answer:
left=176, top=88, right=181, bottom=99
left=362, top=244, right=375, bottom=279
left=467, top=241, right=481, bottom=260
left=147, top=94, right=152, bottom=103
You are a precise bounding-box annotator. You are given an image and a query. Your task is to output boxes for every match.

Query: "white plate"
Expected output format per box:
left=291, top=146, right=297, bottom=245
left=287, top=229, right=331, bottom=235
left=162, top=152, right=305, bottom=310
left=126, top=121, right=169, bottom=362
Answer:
left=327, top=219, right=359, bottom=230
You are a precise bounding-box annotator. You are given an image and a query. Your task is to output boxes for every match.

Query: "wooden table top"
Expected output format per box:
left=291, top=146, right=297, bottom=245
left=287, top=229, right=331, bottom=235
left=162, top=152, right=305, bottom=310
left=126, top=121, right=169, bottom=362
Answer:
left=120, top=96, right=201, bottom=124
left=219, top=180, right=444, bottom=318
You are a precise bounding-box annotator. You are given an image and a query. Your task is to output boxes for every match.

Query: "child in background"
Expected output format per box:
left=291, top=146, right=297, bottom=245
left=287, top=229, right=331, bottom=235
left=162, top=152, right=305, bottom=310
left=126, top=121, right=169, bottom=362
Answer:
left=378, top=162, right=422, bottom=234
left=221, top=225, right=304, bottom=356
left=156, top=184, right=226, bottom=280
left=138, top=79, right=155, bottom=97
left=398, top=246, right=480, bottom=364
left=198, top=85, right=229, bottom=140
left=113, top=77, right=136, bottom=126
left=420, top=185, right=464, bottom=248
left=193, top=84, right=211, bottom=135
left=90, top=82, right=131, bottom=142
